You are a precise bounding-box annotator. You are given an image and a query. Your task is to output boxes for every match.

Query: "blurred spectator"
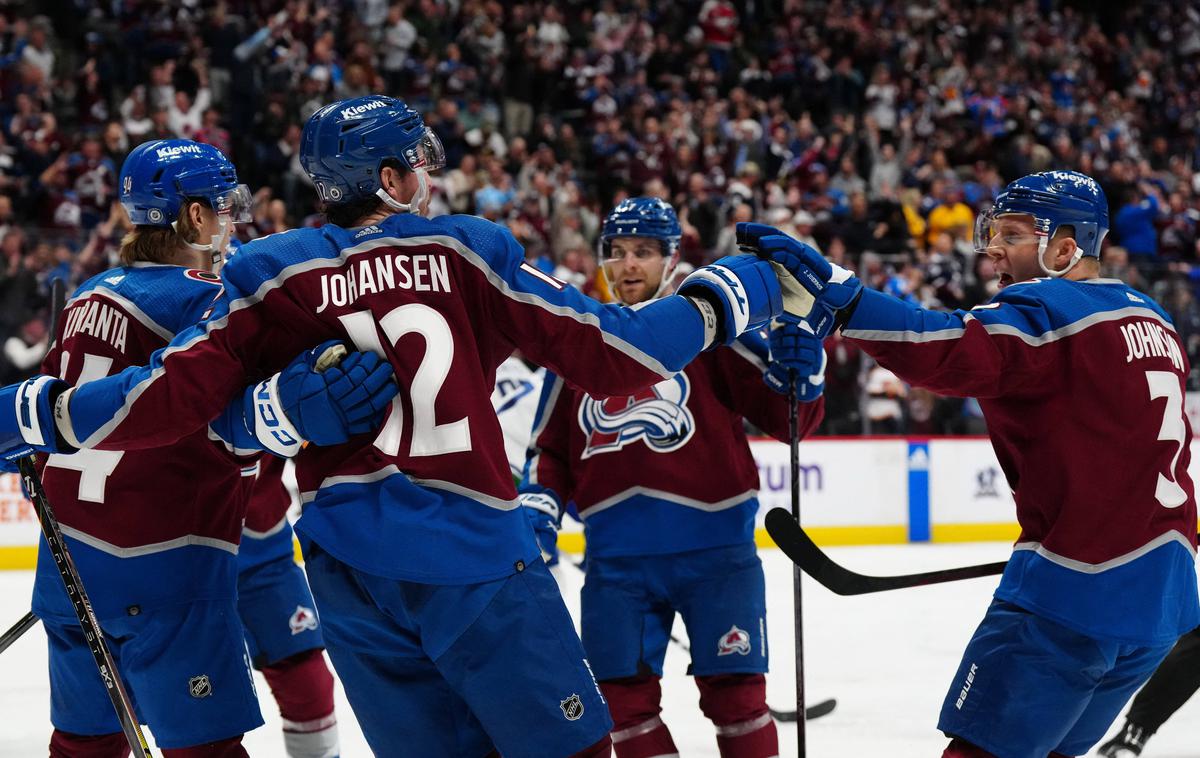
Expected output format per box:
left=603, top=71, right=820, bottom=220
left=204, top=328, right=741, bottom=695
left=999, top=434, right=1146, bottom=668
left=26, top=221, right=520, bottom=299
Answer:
left=865, top=365, right=907, bottom=435
left=1114, top=182, right=1165, bottom=259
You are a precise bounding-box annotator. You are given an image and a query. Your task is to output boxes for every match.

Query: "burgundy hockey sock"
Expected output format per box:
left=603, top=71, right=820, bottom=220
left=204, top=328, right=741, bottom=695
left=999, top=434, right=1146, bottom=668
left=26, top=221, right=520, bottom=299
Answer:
left=695, top=674, right=778, bottom=758
left=600, top=675, right=679, bottom=758
left=160, top=736, right=248, bottom=757
left=941, top=738, right=999, bottom=757
left=49, top=729, right=131, bottom=758
left=569, top=734, right=614, bottom=757
left=261, top=649, right=339, bottom=758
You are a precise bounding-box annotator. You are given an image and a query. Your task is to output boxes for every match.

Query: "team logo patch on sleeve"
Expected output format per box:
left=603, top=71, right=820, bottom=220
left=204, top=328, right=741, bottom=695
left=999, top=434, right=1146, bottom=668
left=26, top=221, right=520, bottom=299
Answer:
left=578, top=373, right=695, bottom=458
left=559, top=693, right=585, bottom=721
left=289, top=606, right=319, bottom=635
left=717, top=625, right=751, bottom=656
left=184, top=269, right=222, bottom=283
left=188, top=674, right=213, bottom=698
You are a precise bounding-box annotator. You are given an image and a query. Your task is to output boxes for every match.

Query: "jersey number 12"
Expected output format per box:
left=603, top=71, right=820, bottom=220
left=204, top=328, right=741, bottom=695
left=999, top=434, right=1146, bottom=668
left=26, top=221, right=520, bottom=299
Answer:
left=340, top=304, right=472, bottom=457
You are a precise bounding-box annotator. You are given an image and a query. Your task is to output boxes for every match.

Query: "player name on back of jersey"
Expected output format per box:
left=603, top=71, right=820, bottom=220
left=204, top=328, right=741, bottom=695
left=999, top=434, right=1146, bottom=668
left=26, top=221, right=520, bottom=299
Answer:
left=61, top=298, right=129, bottom=353
left=1120, top=319, right=1184, bottom=371
left=316, top=251, right=451, bottom=314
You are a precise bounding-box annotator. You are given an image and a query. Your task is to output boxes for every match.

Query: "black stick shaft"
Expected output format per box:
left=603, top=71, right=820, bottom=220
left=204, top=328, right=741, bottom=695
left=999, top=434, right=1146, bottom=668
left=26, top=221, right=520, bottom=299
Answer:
left=789, top=380, right=806, bottom=757
left=0, top=610, right=37, bottom=656
left=19, top=457, right=153, bottom=757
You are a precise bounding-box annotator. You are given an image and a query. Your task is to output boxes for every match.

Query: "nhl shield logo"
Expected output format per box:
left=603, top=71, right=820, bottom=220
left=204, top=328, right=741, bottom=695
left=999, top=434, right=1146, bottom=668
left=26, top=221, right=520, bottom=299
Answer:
left=559, top=693, right=584, bottom=721
left=717, top=625, right=751, bottom=656
left=188, top=674, right=213, bottom=698
left=289, top=606, right=319, bottom=635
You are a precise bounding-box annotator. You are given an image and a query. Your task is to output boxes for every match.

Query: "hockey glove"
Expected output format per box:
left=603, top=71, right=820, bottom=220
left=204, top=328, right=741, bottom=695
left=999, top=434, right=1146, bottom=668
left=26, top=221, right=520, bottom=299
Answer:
left=0, top=376, right=76, bottom=462
left=246, top=340, right=398, bottom=456
left=677, top=254, right=782, bottom=348
left=520, top=490, right=562, bottom=567
left=764, top=317, right=827, bottom=402
left=737, top=222, right=863, bottom=338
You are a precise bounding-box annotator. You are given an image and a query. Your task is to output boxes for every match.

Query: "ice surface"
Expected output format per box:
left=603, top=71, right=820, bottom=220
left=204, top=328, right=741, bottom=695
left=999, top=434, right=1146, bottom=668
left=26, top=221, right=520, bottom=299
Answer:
left=2, top=543, right=1196, bottom=756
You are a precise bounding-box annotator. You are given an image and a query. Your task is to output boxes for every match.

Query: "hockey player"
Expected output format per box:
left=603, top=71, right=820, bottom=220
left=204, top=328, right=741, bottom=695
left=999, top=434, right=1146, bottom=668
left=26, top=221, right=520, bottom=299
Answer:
left=238, top=456, right=339, bottom=758
left=520, top=197, right=826, bottom=758
left=0, top=95, right=788, bottom=757
left=1096, top=625, right=1200, bottom=757
left=738, top=170, right=1199, bottom=758
left=27, top=139, right=395, bottom=757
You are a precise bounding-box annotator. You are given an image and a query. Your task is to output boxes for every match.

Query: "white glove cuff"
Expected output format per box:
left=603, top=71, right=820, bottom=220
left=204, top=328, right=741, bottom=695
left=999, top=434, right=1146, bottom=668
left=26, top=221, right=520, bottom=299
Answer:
left=521, top=491, right=561, bottom=522
left=16, top=375, right=57, bottom=446
left=252, top=374, right=305, bottom=457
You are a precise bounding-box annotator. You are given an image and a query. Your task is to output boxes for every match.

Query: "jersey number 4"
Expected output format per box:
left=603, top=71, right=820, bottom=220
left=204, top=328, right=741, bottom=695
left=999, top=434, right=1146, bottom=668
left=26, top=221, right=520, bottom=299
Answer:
left=45, top=352, right=124, bottom=502
left=340, top=304, right=472, bottom=457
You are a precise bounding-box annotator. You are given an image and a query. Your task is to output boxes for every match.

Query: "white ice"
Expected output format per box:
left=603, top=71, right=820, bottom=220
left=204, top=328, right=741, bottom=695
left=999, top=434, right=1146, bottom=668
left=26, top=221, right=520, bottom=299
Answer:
left=2, top=542, right=1197, bottom=757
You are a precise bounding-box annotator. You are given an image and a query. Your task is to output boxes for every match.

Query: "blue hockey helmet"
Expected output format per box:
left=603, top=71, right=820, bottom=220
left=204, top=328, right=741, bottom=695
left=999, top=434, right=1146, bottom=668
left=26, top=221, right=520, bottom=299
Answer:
left=974, top=170, right=1109, bottom=275
left=300, top=95, right=445, bottom=213
left=119, top=139, right=251, bottom=227
left=600, top=197, right=682, bottom=259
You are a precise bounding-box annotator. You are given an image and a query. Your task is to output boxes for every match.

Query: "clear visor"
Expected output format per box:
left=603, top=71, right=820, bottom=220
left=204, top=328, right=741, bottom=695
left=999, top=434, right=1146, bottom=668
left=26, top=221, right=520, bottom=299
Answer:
left=211, top=184, right=253, bottom=223
left=973, top=209, right=1045, bottom=254
left=403, top=128, right=446, bottom=173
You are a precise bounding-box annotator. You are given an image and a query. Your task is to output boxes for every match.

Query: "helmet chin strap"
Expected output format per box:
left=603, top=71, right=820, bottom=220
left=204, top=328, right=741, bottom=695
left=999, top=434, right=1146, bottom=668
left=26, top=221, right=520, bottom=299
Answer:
left=603, top=250, right=680, bottom=306
left=174, top=214, right=232, bottom=273
left=376, top=170, right=431, bottom=216
left=1035, top=232, right=1084, bottom=278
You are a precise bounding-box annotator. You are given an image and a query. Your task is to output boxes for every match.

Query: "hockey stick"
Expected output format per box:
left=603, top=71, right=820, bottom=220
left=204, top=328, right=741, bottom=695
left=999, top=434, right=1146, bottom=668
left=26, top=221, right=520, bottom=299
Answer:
left=19, top=457, right=154, bottom=756
left=787, top=380, right=807, bottom=757
left=0, top=610, right=37, bottom=656
left=764, top=508, right=1007, bottom=595
left=0, top=282, right=66, bottom=659
left=561, top=558, right=834, bottom=722
left=769, top=697, right=837, bottom=722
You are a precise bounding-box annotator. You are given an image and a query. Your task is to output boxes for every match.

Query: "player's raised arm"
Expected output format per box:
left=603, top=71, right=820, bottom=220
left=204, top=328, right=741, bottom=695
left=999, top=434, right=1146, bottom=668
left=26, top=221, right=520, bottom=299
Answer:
left=438, top=212, right=785, bottom=398
left=0, top=275, right=398, bottom=460
left=736, top=211, right=1082, bottom=399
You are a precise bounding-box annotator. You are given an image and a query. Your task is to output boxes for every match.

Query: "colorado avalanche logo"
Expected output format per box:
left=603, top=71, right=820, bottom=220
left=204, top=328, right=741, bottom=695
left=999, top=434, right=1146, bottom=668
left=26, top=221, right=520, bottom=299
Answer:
left=578, top=373, right=695, bottom=459
left=289, top=606, right=319, bottom=635
left=717, top=625, right=751, bottom=656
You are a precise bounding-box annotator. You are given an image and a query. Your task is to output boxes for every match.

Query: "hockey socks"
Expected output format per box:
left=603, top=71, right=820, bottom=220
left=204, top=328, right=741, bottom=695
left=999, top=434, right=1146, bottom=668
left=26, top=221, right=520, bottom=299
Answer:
left=50, top=730, right=249, bottom=758
left=261, top=648, right=339, bottom=758
left=601, top=675, right=679, bottom=758
left=696, top=674, right=778, bottom=758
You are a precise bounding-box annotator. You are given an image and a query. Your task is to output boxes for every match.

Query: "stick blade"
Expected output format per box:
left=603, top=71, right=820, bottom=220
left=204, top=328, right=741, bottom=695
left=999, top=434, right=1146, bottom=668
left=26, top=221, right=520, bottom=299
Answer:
left=769, top=697, right=837, bottom=723
left=766, top=507, right=1007, bottom=595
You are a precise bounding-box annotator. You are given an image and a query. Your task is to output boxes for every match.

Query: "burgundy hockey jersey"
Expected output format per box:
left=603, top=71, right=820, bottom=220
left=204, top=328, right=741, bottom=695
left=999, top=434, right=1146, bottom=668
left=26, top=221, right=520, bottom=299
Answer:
left=844, top=279, right=1199, bottom=644
left=33, top=263, right=255, bottom=623
left=524, top=330, right=823, bottom=557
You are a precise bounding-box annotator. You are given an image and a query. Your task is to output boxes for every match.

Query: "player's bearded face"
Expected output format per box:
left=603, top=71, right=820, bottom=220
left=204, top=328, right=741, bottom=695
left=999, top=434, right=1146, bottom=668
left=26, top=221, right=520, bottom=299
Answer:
left=605, top=237, right=667, bottom=304
left=982, top=214, right=1044, bottom=288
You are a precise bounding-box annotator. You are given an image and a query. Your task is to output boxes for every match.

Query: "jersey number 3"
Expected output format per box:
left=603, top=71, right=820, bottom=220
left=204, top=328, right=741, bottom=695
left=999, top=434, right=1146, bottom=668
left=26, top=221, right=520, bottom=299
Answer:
left=1147, top=370, right=1187, bottom=508
left=340, top=304, right=472, bottom=457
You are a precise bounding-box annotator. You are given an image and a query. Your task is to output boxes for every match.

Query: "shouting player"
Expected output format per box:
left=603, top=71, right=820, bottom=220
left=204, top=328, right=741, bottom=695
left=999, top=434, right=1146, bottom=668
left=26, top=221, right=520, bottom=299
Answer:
left=29, top=139, right=393, bottom=757
left=520, top=197, right=825, bottom=758
left=0, top=95, right=787, bottom=757
left=739, top=170, right=1199, bottom=758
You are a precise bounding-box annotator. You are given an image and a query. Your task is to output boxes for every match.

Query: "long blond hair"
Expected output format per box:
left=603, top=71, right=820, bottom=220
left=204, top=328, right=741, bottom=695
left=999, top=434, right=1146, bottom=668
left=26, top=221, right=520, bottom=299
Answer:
left=118, top=202, right=203, bottom=265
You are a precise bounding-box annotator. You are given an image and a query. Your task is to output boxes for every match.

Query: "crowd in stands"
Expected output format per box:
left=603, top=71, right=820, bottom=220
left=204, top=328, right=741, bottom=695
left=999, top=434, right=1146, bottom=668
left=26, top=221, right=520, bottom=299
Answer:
left=2, top=0, right=1200, bottom=433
